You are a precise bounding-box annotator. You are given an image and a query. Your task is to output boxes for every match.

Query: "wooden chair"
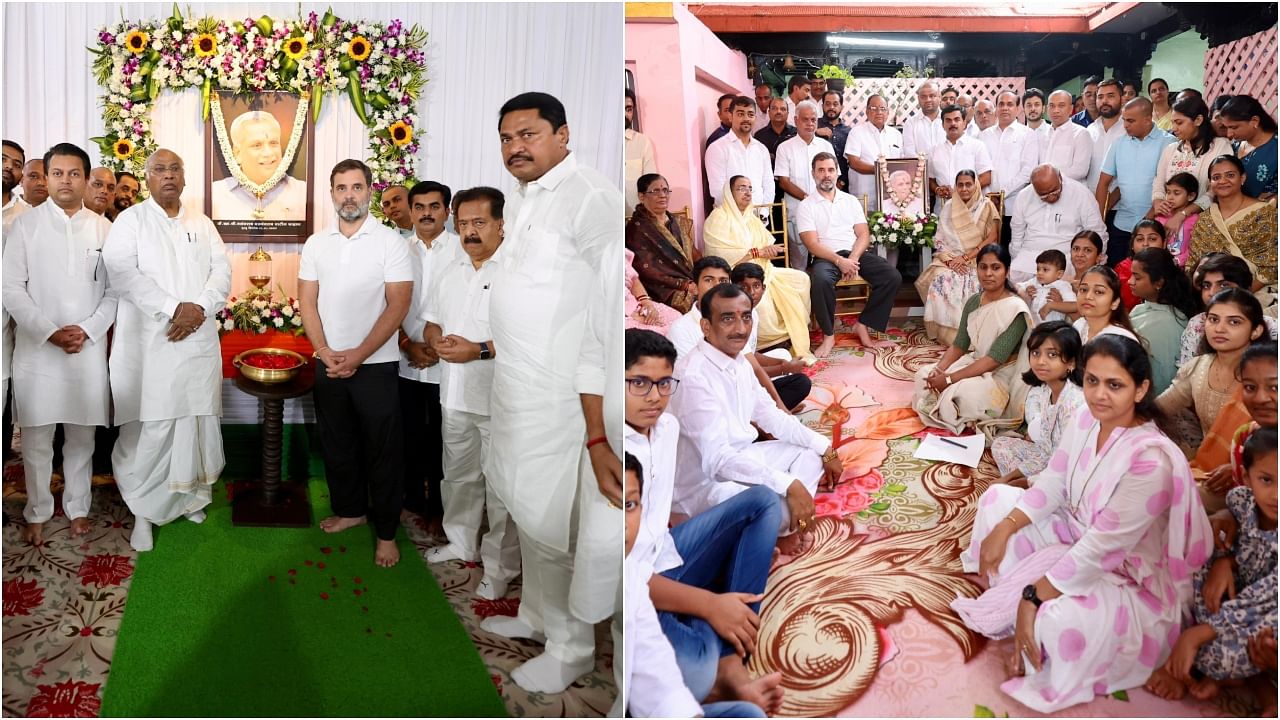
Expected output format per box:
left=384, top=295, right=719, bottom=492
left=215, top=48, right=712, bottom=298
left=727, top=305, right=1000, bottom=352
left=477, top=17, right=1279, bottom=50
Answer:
left=986, top=190, right=1005, bottom=219
left=669, top=206, right=695, bottom=252
left=833, top=194, right=872, bottom=318
left=748, top=201, right=789, bottom=268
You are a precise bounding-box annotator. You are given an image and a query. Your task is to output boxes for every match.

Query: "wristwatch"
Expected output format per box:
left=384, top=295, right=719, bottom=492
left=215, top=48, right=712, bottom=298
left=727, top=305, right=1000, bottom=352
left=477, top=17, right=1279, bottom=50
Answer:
left=945, top=374, right=953, bottom=386
left=478, top=342, right=492, bottom=360
left=1021, top=584, right=1043, bottom=608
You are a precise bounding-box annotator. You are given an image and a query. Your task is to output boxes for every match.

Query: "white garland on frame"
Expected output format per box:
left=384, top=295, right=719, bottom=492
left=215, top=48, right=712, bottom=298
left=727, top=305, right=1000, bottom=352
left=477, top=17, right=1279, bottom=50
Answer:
left=210, top=93, right=310, bottom=217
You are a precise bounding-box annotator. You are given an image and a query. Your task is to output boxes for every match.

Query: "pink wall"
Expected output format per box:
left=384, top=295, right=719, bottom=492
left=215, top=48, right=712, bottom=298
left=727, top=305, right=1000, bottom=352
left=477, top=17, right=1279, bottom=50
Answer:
left=626, top=4, right=748, bottom=245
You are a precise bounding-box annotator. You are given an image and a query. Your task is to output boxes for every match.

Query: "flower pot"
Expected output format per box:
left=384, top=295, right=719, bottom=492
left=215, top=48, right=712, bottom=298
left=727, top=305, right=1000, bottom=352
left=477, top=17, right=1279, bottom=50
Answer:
left=825, top=78, right=846, bottom=93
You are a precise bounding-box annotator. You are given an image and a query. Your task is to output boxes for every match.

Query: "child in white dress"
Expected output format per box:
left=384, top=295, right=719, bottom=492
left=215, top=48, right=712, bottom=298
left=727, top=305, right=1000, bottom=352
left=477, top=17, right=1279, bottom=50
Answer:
left=1019, top=249, right=1076, bottom=325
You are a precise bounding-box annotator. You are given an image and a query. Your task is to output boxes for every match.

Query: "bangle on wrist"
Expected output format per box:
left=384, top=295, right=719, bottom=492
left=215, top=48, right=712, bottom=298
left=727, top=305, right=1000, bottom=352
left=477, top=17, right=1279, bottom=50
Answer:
left=586, top=435, right=609, bottom=450
left=312, top=346, right=329, bottom=358
left=822, top=447, right=838, bottom=463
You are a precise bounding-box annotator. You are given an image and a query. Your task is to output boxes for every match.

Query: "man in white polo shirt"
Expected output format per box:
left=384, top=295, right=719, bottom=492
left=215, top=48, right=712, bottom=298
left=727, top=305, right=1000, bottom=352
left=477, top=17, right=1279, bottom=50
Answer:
left=798, top=153, right=901, bottom=358
left=1042, top=89, right=1092, bottom=183
left=298, top=158, right=414, bottom=569
left=928, top=105, right=992, bottom=206
left=774, top=99, right=834, bottom=270
left=421, top=186, right=519, bottom=599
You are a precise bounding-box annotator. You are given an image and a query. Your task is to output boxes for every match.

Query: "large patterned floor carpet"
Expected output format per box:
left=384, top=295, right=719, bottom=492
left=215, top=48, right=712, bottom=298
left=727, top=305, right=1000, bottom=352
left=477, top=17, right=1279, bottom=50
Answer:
left=752, top=320, right=1260, bottom=718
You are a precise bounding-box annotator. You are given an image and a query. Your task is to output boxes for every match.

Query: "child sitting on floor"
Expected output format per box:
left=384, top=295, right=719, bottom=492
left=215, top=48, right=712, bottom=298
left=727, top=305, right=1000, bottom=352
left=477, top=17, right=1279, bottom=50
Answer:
left=1114, top=219, right=1167, bottom=311
left=1017, top=249, right=1075, bottom=324
left=1232, top=341, right=1278, bottom=486
left=1160, top=426, right=1277, bottom=714
left=1155, top=172, right=1199, bottom=267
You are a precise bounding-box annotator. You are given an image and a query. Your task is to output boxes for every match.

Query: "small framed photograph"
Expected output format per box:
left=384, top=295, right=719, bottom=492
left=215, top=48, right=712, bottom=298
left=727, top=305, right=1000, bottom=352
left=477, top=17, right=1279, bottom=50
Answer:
left=876, top=157, right=930, bottom=217
left=204, top=91, right=314, bottom=243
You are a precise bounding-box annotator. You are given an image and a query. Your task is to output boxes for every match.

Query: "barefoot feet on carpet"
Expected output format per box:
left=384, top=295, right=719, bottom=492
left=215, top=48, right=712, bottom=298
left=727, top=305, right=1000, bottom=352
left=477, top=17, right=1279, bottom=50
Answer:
left=510, top=651, right=592, bottom=694
left=1144, top=666, right=1187, bottom=700
left=375, top=539, right=399, bottom=567
left=854, top=322, right=896, bottom=350
left=70, top=517, right=92, bottom=537
left=21, top=521, right=43, bottom=545
left=1188, top=675, right=1221, bottom=701
left=319, top=515, right=366, bottom=533
left=814, top=334, right=836, bottom=358
left=480, top=614, right=546, bottom=643
left=712, top=659, right=784, bottom=715
left=776, top=530, right=813, bottom=556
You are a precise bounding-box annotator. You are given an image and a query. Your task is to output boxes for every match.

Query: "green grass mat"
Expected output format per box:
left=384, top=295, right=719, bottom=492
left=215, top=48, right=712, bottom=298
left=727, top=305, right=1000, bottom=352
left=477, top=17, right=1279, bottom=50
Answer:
left=100, top=425, right=506, bottom=717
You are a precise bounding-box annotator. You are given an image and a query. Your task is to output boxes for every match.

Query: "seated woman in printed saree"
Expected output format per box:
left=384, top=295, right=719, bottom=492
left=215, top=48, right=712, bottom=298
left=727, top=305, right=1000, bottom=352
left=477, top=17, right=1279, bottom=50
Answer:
left=703, top=176, right=814, bottom=361
left=626, top=173, right=699, bottom=313
left=990, top=321, right=1085, bottom=488
left=915, top=169, right=1001, bottom=346
left=912, top=243, right=1033, bottom=441
left=1186, top=154, right=1277, bottom=317
left=953, top=334, right=1212, bottom=714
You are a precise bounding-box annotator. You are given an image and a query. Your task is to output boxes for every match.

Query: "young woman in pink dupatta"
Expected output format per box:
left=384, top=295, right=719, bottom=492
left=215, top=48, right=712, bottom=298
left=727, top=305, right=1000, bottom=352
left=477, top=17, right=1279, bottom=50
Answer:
left=953, top=334, right=1213, bottom=712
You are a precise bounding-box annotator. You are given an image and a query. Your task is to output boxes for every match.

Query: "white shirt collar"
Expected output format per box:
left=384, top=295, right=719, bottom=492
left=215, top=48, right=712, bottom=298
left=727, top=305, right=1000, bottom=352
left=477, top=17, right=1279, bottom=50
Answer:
left=142, top=196, right=185, bottom=221
left=520, top=151, right=577, bottom=194
left=327, top=212, right=382, bottom=240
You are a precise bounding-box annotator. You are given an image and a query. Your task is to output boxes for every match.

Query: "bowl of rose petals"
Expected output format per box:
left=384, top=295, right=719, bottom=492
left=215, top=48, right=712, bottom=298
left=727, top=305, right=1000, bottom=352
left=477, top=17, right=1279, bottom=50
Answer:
left=233, top=348, right=306, bottom=384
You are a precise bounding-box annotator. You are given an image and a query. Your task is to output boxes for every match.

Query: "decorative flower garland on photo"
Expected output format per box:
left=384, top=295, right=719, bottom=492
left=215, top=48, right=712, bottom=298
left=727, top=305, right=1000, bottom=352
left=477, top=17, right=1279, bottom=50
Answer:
left=90, top=5, right=426, bottom=198
left=866, top=211, right=937, bottom=249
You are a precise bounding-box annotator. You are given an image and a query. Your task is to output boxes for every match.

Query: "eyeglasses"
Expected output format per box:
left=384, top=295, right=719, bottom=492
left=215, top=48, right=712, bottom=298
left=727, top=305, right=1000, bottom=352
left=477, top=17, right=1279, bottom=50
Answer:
left=625, top=376, right=680, bottom=396
left=1036, top=184, right=1063, bottom=200
left=644, top=187, right=672, bottom=196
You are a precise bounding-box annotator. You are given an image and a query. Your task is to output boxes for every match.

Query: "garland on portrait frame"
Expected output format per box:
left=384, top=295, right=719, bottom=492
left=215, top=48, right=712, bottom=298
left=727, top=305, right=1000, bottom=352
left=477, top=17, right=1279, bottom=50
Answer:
left=89, top=4, right=426, bottom=210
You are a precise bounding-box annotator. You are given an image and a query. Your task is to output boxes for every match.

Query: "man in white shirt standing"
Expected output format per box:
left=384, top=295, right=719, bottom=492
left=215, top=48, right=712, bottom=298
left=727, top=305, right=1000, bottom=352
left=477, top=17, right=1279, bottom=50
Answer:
left=774, top=100, right=835, bottom=270
left=972, top=98, right=997, bottom=133
left=799, top=153, right=901, bottom=358
left=784, top=75, right=810, bottom=126
left=706, top=96, right=775, bottom=209
left=1042, top=89, right=1093, bottom=183
left=1023, top=88, right=1052, bottom=145
left=669, top=283, right=842, bottom=554
left=1086, top=79, right=1127, bottom=200
left=84, top=168, right=117, bottom=218
left=928, top=106, right=993, bottom=205
left=380, top=185, right=415, bottom=237
left=298, top=159, right=414, bottom=568
left=625, top=89, right=658, bottom=213
left=901, top=81, right=944, bottom=159
left=3, top=143, right=116, bottom=546
left=422, top=186, right=519, bottom=599
left=399, top=181, right=458, bottom=534
left=104, top=149, right=231, bottom=552
left=846, top=94, right=904, bottom=211
left=483, top=92, right=621, bottom=694
left=1008, top=165, right=1108, bottom=284
left=19, top=160, right=48, bottom=209
left=980, top=90, right=1039, bottom=246
left=751, top=82, right=773, bottom=134
left=1, top=139, right=26, bottom=443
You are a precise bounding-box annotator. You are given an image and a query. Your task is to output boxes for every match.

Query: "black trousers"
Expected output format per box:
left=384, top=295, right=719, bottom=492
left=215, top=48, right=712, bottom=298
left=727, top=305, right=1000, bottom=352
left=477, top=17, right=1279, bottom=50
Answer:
left=313, top=361, right=403, bottom=541
left=398, top=377, right=443, bottom=519
left=773, top=373, right=812, bottom=412
left=809, top=250, right=902, bottom=336
left=1105, top=221, right=1131, bottom=268
left=1000, top=215, right=1013, bottom=253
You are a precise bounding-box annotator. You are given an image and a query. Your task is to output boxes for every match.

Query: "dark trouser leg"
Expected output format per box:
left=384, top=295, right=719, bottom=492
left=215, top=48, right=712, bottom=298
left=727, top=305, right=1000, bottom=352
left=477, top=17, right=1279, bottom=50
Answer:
left=424, top=382, right=444, bottom=520
left=350, top=363, right=404, bottom=541
left=1000, top=215, right=1013, bottom=253
left=808, top=256, right=842, bottom=337
left=1105, top=222, right=1131, bottom=268
left=772, top=373, right=812, bottom=411
left=313, top=362, right=367, bottom=521
left=398, top=377, right=429, bottom=515
left=855, top=251, right=903, bottom=332
left=93, top=426, right=119, bottom=476
left=2, top=383, right=12, bottom=462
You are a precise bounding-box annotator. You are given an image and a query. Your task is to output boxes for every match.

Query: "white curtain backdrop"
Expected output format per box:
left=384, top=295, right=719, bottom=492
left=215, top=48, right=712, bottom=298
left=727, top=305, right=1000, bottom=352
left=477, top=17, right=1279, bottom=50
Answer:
left=3, top=2, right=623, bottom=422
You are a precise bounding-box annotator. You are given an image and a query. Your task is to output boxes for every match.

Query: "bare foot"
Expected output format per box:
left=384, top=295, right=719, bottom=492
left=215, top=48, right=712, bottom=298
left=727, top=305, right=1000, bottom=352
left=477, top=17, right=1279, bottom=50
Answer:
left=1188, top=675, right=1221, bottom=701
left=790, top=402, right=807, bottom=415
left=375, top=539, right=400, bottom=567
left=814, top=335, right=836, bottom=358
left=319, top=515, right=366, bottom=533
left=776, top=531, right=814, bottom=556
left=1144, top=667, right=1187, bottom=700
left=70, top=517, right=92, bottom=538
left=21, top=522, right=43, bottom=546
left=854, top=323, right=896, bottom=350
left=715, top=659, right=783, bottom=714
left=739, top=671, right=784, bottom=715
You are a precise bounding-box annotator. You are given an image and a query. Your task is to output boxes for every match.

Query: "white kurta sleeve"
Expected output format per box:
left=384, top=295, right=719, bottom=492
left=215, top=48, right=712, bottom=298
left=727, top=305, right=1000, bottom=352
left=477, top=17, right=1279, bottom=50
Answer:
left=902, top=119, right=918, bottom=159
left=750, top=382, right=829, bottom=456
left=102, top=212, right=181, bottom=321
left=1065, top=131, right=1092, bottom=182
left=974, top=142, right=994, bottom=177
left=1, top=219, right=59, bottom=344
left=706, top=140, right=728, bottom=207
left=758, top=147, right=775, bottom=207
left=196, top=219, right=232, bottom=315
left=575, top=244, right=621, bottom=398
left=1009, top=193, right=1029, bottom=259
left=677, top=372, right=794, bottom=494
left=1010, top=131, right=1038, bottom=197
left=76, top=289, right=119, bottom=346
left=774, top=142, right=794, bottom=192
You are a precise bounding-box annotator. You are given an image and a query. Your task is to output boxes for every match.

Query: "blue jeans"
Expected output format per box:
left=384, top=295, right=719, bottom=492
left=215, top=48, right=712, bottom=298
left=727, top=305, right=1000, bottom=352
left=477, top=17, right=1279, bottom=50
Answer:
left=704, top=700, right=768, bottom=718
left=658, top=485, right=782, bottom=700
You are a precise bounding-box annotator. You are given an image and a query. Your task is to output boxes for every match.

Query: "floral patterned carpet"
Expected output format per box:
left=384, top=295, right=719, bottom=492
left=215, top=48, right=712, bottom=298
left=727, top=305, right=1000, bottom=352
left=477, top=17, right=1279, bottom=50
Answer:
left=1, top=456, right=614, bottom=717
left=750, top=320, right=1258, bottom=718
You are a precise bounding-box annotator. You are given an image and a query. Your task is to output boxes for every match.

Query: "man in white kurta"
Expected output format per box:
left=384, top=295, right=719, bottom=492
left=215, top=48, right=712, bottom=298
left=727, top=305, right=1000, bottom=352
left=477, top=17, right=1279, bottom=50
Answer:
left=980, top=91, right=1040, bottom=242
left=929, top=107, right=993, bottom=203
left=1042, top=90, right=1093, bottom=184
left=901, top=81, right=944, bottom=159
left=774, top=100, right=835, bottom=270
left=846, top=94, right=905, bottom=210
left=2, top=139, right=28, bottom=425
left=103, top=149, right=231, bottom=552
left=1009, top=165, right=1109, bottom=283
left=483, top=93, right=622, bottom=694
left=421, top=187, right=520, bottom=598
left=706, top=97, right=775, bottom=208
left=3, top=144, right=117, bottom=545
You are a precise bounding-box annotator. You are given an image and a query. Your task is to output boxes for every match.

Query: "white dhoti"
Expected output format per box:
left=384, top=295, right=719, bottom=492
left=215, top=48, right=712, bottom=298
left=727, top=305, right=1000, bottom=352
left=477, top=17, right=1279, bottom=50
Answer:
left=440, top=408, right=520, bottom=585
left=22, top=423, right=95, bottom=523
left=683, top=440, right=822, bottom=533
left=112, top=416, right=223, bottom=524
left=515, top=521, right=595, bottom=666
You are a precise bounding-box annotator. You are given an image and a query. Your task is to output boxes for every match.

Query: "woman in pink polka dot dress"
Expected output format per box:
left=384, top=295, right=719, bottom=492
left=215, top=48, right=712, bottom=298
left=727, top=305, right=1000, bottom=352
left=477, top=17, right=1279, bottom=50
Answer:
left=952, top=334, right=1214, bottom=712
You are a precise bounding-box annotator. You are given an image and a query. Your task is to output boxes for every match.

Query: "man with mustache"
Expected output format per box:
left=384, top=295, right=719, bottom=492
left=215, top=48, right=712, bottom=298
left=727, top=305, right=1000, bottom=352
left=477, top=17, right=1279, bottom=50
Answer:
left=84, top=167, right=117, bottom=219
left=483, top=91, right=622, bottom=694
left=114, top=171, right=140, bottom=215
left=2, top=140, right=25, bottom=227
left=1087, top=79, right=1127, bottom=199
left=420, top=186, right=519, bottom=600
left=399, top=180, right=457, bottom=538
left=775, top=100, right=835, bottom=269
left=1, top=140, right=24, bottom=467
left=668, top=282, right=841, bottom=556
left=297, top=159, right=413, bottom=568
left=20, top=160, right=48, bottom=208
left=211, top=110, right=307, bottom=221
left=103, top=148, right=231, bottom=552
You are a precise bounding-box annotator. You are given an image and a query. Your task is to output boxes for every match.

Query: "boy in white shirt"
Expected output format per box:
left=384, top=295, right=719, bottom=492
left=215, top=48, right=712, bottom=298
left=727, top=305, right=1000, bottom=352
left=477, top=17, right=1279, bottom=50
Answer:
left=1018, top=249, right=1076, bottom=324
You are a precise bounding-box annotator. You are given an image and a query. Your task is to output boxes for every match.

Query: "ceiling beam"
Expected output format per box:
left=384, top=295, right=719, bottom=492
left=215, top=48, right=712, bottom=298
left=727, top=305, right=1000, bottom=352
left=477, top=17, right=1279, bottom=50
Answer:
left=687, top=4, right=1104, bottom=33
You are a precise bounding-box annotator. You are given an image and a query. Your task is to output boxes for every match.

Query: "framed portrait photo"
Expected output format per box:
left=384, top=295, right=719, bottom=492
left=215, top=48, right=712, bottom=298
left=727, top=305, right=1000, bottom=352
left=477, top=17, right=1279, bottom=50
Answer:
left=876, top=156, right=930, bottom=217
left=204, top=91, right=314, bottom=243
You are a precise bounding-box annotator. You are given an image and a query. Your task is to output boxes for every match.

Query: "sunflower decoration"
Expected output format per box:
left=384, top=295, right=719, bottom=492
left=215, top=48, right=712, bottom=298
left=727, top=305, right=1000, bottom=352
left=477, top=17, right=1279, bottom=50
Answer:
left=193, top=33, right=217, bottom=57
left=283, top=36, right=308, bottom=60
left=113, top=138, right=135, bottom=159
left=347, top=35, right=371, bottom=61
left=125, top=29, right=149, bottom=54
left=388, top=121, right=412, bottom=146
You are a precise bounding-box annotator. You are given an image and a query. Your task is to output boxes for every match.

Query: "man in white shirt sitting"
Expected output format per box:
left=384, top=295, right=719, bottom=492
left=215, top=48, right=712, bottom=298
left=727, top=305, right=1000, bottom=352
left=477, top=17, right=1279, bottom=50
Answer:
left=800, top=153, right=902, bottom=358
left=1008, top=165, right=1109, bottom=284
left=774, top=100, right=834, bottom=270
left=1042, top=89, right=1092, bottom=184
left=846, top=94, right=903, bottom=211
left=928, top=106, right=993, bottom=206
left=980, top=90, right=1039, bottom=246
left=669, top=283, right=842, bottom=555
left=706, top=96, right=775, bottom=209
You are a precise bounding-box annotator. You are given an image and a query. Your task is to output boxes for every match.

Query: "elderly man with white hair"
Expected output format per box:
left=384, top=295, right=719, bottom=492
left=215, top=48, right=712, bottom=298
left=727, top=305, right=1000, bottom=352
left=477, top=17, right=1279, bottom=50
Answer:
left=211, top=110, right=308, bottom=221
left=1041, top=89, right=1092, bottom=183
left=1008, top=164, right=1108, bottom=283
left=846, top=93, right=904, bottom=211
left=104, top=148, right=232, bottom=552
left=774, top=99, right=835, bottom=269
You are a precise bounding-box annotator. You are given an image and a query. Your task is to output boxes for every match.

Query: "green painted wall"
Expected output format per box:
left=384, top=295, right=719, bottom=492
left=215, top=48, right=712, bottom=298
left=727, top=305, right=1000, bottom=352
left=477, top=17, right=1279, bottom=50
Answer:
left=1143, top=29, right=1209, bottom=94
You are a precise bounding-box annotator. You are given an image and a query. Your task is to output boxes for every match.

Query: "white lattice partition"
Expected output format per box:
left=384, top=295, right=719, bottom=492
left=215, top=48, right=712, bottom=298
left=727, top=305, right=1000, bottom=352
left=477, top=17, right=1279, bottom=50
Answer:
left=1204, top=27, right=1278, bottom=116
left=836, top=77, right=1026, bottom=128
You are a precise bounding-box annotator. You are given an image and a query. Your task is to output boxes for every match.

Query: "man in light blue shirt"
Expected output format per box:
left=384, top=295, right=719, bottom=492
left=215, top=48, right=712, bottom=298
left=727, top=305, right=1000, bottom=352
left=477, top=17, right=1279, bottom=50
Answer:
left=1095, top=97, right=1176, bottom=265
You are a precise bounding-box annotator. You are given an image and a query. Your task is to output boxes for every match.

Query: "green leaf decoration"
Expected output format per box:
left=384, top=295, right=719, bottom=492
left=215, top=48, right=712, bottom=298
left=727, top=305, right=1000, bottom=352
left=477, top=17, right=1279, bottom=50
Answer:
left=973, top=704, right=996, bottom=718
left=1111, top=689, right=1129, bottom=701
left=885, top=483, right=907, bottom=494
left=868, top=501, right=891, bottom=513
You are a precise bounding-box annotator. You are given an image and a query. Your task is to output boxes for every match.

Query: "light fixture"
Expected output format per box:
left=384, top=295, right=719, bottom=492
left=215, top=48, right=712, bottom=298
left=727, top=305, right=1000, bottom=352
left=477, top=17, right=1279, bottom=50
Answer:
left=827, top=35, right=945, bottom=51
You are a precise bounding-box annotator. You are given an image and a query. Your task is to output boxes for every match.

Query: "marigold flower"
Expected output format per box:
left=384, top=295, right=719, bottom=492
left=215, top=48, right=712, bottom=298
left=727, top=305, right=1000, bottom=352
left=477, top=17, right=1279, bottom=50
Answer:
left=125, top=30, right=149, bottom=54
left=347, top=35, right=371, bottom=61
left=389, top=121, right=412, bottom=146
left=193, top=33, right=217, bottom=57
